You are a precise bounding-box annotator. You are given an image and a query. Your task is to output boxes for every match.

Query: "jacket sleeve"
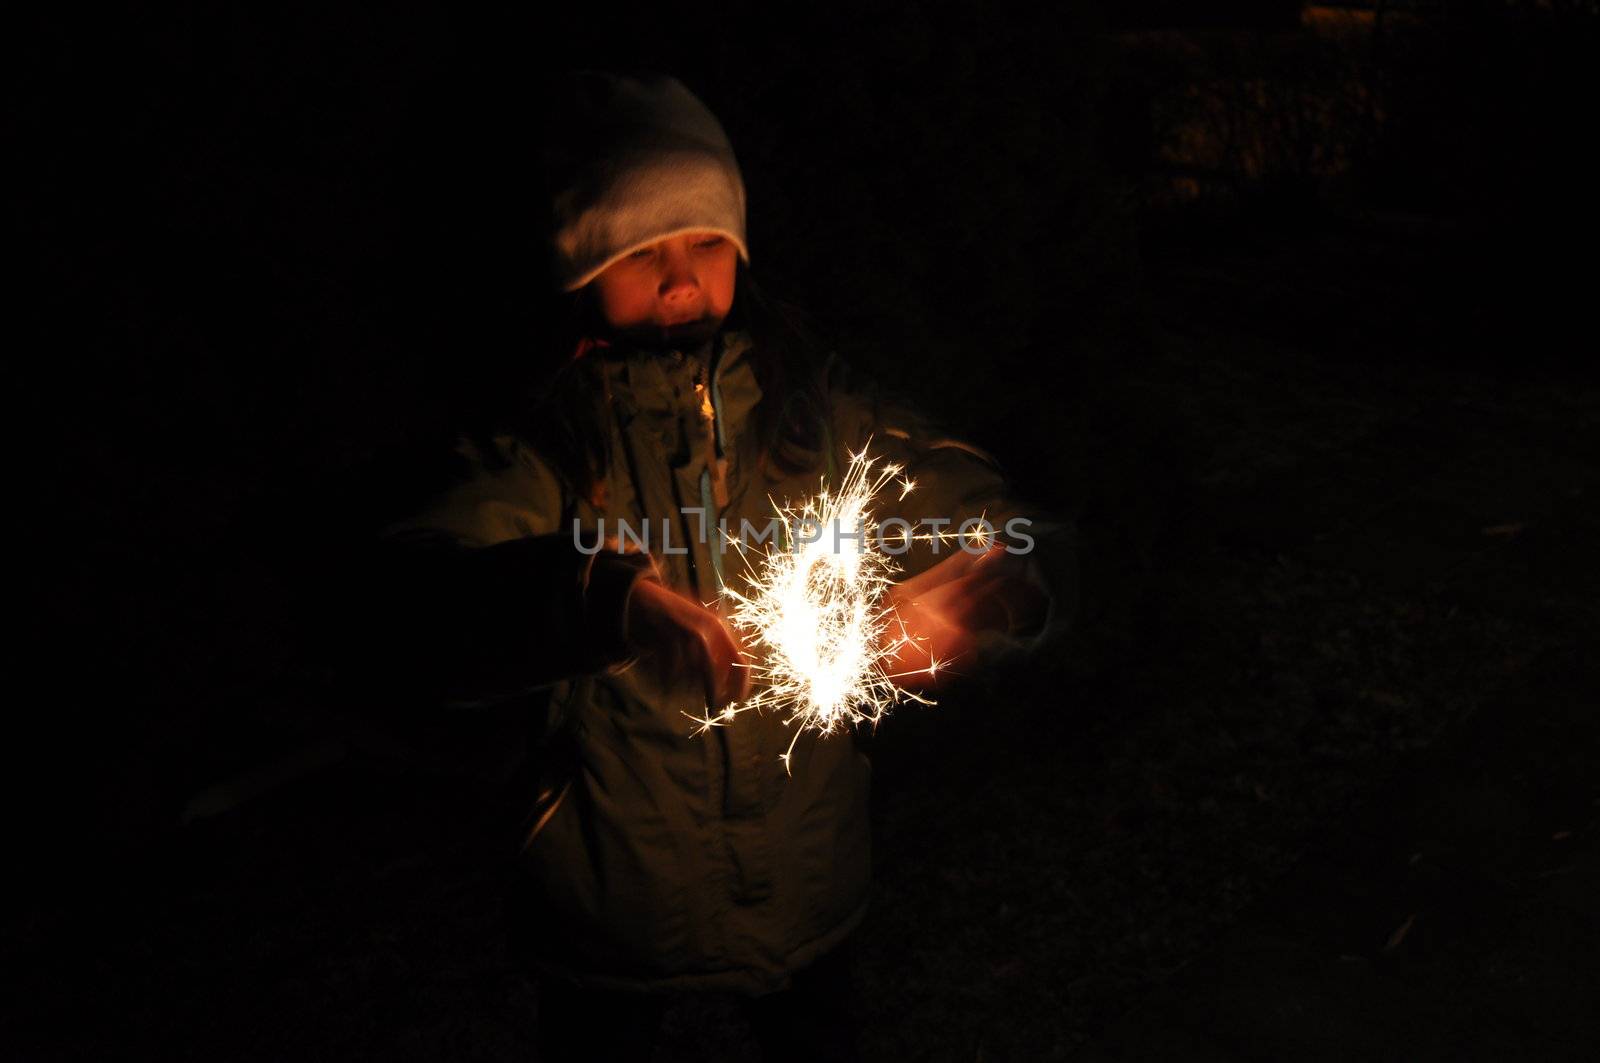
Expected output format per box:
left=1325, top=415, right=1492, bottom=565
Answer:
left=368, top=433, right=659, bottom=706
left=824, top=356, right=1081, bottom=657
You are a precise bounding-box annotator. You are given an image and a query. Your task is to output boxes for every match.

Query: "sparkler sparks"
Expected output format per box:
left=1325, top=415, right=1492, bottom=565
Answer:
left=689, top=442, right=975, bottom=770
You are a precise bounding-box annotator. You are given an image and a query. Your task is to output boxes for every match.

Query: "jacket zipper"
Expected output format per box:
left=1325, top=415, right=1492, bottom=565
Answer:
left=695, top=366, right=729, bottom=508
left=695, top=358, right=729, bottom=587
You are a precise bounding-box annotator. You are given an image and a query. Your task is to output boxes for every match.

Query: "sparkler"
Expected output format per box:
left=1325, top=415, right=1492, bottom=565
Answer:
left=689, top=442, right=990, bottom=771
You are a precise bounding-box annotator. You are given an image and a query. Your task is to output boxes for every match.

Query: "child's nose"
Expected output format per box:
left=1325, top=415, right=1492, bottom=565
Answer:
left=659, top=272, right=700, bottom=309
left=657, top=247, right=701, bottom=306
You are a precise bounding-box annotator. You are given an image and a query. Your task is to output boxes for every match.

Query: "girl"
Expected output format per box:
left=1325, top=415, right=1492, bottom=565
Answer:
left=380, top=70, right=1072, bottom=1060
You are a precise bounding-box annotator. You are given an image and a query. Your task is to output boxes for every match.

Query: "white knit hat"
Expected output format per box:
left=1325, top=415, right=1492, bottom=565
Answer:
left=546, top=72, right=750, bottom=292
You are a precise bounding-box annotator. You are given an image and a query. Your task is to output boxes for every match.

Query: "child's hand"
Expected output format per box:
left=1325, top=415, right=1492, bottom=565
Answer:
left=882, top=544, right=1048, bottom=689
left=626, top=579, right=751, bottom=711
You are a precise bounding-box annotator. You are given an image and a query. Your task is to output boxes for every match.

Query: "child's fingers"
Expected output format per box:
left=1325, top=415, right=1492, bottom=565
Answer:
left=892, top=542, right=999, bottom=598
left=725, top=645, right=752, bottom=706
left=696, top=613, right=747, bottom=711
left=970, top=543, right=1029, bottom=578
left=628, top=580, right=750, bottom=710
left=902, top=562, right=1047, bottom=639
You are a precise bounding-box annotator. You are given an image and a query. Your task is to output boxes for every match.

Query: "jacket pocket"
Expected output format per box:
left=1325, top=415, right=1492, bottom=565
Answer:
left=516, top=719, right=700, bottom=977
left=778, top=734, right=873, bottom=946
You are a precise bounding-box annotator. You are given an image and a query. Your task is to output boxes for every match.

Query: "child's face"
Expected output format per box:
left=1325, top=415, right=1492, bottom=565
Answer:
left=589, top=231, right=738, bottom=350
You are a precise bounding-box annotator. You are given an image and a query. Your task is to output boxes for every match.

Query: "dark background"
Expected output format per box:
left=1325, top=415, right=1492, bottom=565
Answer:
left=12, top=2, right=1598, bottom=1059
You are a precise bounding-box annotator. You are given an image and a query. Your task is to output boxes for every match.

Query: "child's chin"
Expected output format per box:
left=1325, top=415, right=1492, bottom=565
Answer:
left=612, top=315, right=724, bottom=354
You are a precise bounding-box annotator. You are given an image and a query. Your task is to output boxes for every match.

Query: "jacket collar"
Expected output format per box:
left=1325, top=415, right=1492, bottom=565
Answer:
left=591, top=329, right=755, bottom=417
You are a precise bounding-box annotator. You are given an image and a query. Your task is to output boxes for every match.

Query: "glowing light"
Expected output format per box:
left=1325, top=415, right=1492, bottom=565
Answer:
left=687, top=442, right=963, bottom=769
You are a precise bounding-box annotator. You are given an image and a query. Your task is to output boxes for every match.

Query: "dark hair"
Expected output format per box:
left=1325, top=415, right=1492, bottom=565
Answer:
left=461, top=261, right=835, bottom=506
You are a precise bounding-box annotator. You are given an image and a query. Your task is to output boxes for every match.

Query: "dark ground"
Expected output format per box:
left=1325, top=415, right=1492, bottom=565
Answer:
left=11, top=5, right=1599, bottom=1061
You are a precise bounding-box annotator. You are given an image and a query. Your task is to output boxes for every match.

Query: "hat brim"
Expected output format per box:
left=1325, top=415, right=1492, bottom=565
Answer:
left=561, top=227, right=751, bottom=292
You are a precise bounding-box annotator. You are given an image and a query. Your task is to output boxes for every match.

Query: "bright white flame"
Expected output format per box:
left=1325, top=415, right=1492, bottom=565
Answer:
left=689, top=442, right=950, bottom=771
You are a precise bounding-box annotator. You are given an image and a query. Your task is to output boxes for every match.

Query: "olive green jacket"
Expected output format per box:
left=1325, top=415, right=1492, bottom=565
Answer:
left=383, top=328, right=1075, bottom=995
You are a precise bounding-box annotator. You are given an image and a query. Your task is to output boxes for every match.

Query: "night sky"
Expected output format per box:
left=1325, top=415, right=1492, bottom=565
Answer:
left=13, top=3, right=1599, bottom=1059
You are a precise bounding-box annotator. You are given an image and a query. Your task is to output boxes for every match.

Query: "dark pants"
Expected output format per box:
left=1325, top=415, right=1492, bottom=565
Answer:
left=535, top=942, right=861, bottom=1062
